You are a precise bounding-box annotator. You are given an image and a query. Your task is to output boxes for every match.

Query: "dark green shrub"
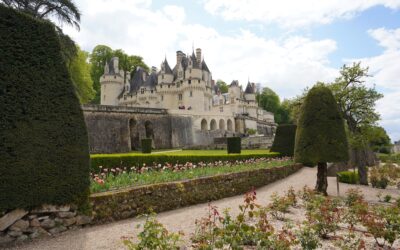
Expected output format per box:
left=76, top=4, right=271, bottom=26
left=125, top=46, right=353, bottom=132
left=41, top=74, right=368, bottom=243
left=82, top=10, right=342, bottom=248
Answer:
left=141, top=139, right=152, bottom=154
left=227, top=137, right=241, bottom=154
left=271, top=124, right=296, bottom=157
left=0, top=6, right=90, bottom=211
left=90, top=152, right=280, bottom=172
left=294, top=85, right=348, bottom=194
left=337, top=171, right=359, bottom=184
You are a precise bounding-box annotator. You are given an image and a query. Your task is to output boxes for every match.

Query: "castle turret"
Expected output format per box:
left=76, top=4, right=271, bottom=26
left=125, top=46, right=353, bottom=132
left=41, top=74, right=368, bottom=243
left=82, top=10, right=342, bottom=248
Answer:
left=100, top=57, right=124, bottom=106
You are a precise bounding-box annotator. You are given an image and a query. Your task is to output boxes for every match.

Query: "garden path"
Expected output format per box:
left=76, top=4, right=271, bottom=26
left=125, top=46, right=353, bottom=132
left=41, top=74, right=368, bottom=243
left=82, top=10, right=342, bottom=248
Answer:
left=8, top=167, right=398, bottom=250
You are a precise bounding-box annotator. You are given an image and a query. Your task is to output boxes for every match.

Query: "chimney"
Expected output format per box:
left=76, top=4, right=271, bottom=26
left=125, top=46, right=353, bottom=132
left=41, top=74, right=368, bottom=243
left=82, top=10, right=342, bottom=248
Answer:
left=196, top=48, right=201, bottom=64
left=176, top=50, right=184, bottom=66
left=151, top=66, right=157, bottom=74
left=111, top=57, right=119, bottom=74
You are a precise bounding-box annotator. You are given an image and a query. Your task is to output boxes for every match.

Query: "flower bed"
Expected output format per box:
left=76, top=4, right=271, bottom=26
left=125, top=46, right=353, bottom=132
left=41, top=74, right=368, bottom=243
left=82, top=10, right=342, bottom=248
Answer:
left=123, top=188, right=400, bottom=249
left=90, top=150, right=280, bottom=173
left=90, top=163, right=302, bottom=223
left=90, top=157, right=292, bottom=193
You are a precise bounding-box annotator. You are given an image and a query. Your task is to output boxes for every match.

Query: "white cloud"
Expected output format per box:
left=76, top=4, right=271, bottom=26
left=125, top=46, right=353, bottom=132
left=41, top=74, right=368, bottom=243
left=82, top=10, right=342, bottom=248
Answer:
left=202, top=0, right=400, bottom=28
left=349, top=27, right=400, bottom=141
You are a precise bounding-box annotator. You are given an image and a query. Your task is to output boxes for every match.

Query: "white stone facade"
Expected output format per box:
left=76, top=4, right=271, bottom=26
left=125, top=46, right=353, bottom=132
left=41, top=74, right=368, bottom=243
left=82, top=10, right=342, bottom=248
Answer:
left=100, top=48, right=275, bottom=134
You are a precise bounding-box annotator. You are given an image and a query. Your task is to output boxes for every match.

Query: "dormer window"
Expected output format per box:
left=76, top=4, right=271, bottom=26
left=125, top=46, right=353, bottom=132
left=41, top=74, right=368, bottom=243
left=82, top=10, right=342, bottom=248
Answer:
left=188, top=80, right=191, bottom=84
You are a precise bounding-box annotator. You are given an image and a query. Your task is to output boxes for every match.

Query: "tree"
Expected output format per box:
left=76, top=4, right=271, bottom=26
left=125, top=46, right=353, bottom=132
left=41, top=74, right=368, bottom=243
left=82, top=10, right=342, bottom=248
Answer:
left=0, top=5, right=89, bottom=211
left=69, top=46, right=95, bottom=103
left=0, top=0, right=81, bottom=29
left=113, top=49, right=149, bottom=82
left=257, top=87, right=291, bottom=124
left=295, top=85, right=348, bottom=195
left=216, top=80, right=228, bottom=93
left=362, top=126, right=391, bottom=153
left=329, top=62, right=383, bottom=184
left=89, top=45, right=113, bottom=103
left=271, top=124, right=297, bottom=157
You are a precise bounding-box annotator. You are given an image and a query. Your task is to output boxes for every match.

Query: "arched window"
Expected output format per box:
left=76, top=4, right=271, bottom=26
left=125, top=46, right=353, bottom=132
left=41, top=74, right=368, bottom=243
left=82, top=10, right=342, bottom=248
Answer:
left=201, top=119, right=207, bottom=131
left=210, top=119, right=217, bottom=130
left=219, top=119, right=225, bottom=130
left=227, top=119, right=233, bottom=131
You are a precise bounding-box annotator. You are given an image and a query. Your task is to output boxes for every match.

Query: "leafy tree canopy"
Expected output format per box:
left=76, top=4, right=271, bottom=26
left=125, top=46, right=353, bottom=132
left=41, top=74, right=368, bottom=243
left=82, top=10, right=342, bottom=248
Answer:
left=256, top=87, right=291, bottom=124
left=69, top=46, right=95, bottom=103
left=216, top=80, right=229, bottom=93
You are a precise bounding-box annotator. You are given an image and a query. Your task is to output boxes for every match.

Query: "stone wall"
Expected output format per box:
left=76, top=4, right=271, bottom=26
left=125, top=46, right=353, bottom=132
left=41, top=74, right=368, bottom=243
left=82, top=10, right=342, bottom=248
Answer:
left=90, top=164, right=302, bottom=223
left=0, top=205, right=91, bottom=246
left=83, top=104, right=193, bottom=153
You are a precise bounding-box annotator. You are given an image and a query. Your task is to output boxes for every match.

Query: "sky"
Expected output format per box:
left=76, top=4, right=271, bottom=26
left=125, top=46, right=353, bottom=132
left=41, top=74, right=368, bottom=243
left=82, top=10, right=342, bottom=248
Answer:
left=61, top=0, right=400, bottom=142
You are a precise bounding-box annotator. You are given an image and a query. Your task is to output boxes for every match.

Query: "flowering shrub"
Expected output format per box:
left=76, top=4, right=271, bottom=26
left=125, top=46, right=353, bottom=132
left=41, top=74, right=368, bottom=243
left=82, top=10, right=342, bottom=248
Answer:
left=305, top=195, right=342, bottom=239
left=191, top=189, right=297, bottom=249
left=123, top=213, right=183, bottom=250
left=268, top=192, right=292, bottom=220
left=295, top=222, right=321, bottom=250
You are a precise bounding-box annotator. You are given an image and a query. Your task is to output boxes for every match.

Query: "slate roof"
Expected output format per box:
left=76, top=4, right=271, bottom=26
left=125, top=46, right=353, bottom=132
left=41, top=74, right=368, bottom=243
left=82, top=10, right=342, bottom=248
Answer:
left=244, top=82, right=256, bottom=94
left=161, top=59, right=173, bottom=74
left=230, top=80, right=239, bottom=87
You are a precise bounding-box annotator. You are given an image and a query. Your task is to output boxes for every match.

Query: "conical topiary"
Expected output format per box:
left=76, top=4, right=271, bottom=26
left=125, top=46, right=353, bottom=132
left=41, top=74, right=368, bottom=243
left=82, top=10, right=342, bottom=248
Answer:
left=0, top=6, right=90, bottom=211
left=271, top=124, right=297, bottom=157
left=294, top=85, right=348, bottom=194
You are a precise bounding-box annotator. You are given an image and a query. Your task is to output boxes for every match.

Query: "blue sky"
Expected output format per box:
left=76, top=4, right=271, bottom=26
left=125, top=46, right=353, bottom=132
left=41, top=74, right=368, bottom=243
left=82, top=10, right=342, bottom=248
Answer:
left=63, top=0, right=400, bottom=141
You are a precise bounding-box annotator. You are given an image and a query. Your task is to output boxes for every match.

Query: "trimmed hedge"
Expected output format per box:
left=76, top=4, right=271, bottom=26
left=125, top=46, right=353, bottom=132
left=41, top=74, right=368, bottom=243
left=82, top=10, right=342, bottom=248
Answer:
left=271, top=124, right=296, bottom=157
left=337, top=170, right=359, bottom=184
left=295, top=86, right=348, bottom=165
left=227, top=137, right=241, bottom=154
left=0, top=6, right=90, bottom=211
left=141, top=139, right=152, bottom=154
left=90, top=152, right=280, bottom=172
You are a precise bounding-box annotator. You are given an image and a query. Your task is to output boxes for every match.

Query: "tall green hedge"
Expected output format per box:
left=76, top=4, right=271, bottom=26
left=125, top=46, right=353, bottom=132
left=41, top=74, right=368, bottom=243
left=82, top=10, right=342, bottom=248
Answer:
left=0, top=6, right=90, bottom=211
left=294, top=85, right=348, bottom=165
left=271, top=124, right=296, bottom=157
left=227, top=137, right=241, bottom=154
left=141, top=139, right=152, bottom=154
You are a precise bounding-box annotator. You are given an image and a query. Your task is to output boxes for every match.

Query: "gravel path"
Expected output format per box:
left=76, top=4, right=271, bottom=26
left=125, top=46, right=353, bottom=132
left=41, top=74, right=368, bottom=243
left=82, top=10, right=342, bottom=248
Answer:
left=5, top=167, right=399, bottom=250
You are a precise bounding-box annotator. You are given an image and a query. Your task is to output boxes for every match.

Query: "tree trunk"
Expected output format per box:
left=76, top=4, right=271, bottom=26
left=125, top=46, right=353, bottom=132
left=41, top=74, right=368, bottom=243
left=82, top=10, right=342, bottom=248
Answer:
left=315, top=162, right=328, bottom=196
left=350, top=147, right=376, bottom=185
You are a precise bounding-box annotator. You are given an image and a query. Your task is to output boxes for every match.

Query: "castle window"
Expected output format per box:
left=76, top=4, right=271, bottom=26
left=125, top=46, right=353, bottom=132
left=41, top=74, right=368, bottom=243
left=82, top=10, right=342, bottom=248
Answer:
left=162, top=74, right=164, bottom=79
left=178, top=94, right=183, bottom=100
left=220, top=107, right=223, bottom=112
left=190, top=91, right=193, bottom=97
left=198, top=80, right=200, bottom=83
left=161, top=95, right=164, bottom=101
left=141, top=88, right=145, bottom=94
left=103, top=95, right=106, bottom=101
left=188, top=80, right=191, bottom=84
left=168, top=85, right=170, bottom=88
left=151, top=90, right=153, bottom=94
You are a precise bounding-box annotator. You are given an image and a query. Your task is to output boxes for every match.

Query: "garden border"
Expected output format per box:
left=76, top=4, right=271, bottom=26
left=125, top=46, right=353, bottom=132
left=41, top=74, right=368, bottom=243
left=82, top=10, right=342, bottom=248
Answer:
left=90, top=164, right=302, bottom=223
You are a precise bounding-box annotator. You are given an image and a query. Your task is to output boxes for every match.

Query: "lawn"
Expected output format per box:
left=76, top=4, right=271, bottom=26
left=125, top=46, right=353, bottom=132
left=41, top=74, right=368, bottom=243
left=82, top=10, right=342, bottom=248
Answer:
left=92, top=149, right=272, bottom=157
left=90, top=158, right=292, bottom=193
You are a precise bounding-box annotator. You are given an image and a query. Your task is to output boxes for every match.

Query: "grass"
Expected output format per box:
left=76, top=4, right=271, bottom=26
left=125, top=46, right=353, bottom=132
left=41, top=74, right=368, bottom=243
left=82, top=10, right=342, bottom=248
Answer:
left=90, top=159, right=292, bottom=193
left=91, top=149, right=272, bottom=157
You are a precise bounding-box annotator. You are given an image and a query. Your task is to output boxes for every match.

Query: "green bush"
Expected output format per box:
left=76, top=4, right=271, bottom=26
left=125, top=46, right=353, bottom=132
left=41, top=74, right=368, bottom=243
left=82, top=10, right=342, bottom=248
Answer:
left=271, top=124, right=296, bottom=157
left=90, top=152, right=280, bottom=172
left=227, top=137, right=241, bottom=154
left=337, top=171, right=359, bottom=184
left=141, top=139, right=152, bottom=154
left=295, top=86, right=349, bottom=165
left=0, top=6, right=90, bottom=211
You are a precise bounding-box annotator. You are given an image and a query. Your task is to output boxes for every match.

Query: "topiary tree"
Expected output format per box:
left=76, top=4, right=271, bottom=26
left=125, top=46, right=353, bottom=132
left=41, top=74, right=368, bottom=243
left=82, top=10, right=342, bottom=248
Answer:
left=270, top=124, right=297, bottom=157
left=0, top=6, right=90, bottom=211
left=294, top=85, right=348, bottom=195
left=227, top=137, right=241, bottom=154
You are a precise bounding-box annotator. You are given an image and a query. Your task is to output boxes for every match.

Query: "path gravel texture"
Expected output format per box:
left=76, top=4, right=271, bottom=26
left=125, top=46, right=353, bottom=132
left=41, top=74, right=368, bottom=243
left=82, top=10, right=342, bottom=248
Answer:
left=5, top=167, right=399, bottom=250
